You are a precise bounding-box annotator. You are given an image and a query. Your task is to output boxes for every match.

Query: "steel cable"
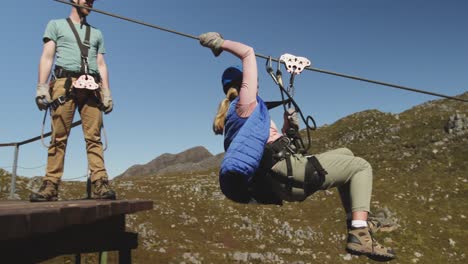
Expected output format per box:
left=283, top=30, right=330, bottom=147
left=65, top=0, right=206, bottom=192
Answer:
left=53, top=0, right=467, bottom=103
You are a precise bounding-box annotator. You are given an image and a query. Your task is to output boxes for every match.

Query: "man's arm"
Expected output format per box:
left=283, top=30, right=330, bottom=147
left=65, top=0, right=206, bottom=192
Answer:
left=97, top=53, right=109, bottom=89
left=38, top=40, right=56, bottom=83
left=97, top=53, right=113, bottom=114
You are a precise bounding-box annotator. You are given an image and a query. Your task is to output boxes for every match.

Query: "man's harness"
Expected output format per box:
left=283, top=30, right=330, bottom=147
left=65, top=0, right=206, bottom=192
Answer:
left=49, top=18, right=102, bottom=110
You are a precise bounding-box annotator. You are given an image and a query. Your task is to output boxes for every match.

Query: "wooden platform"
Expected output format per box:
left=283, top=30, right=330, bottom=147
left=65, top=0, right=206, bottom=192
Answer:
left=0, top=199, right=153, bottom=263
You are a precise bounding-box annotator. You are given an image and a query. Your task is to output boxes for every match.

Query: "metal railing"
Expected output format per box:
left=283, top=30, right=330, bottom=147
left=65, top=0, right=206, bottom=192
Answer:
left=0, top=120, right=82, bottom=199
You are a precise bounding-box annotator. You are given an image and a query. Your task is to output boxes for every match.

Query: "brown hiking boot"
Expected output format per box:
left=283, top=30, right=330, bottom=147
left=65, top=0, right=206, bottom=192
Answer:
left=346, top=227, right=396, bottom=261
left=30, top=180, right=59, bottom=202
left=93, top=178, right=116, bottom=200
left=368, top=218, right=398, bottom=233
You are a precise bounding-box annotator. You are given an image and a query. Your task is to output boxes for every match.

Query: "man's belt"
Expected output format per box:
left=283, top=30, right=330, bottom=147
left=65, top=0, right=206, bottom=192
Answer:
left=54, top=67, right=101, bottom=83
left=49, top=95, right=69, bottom=110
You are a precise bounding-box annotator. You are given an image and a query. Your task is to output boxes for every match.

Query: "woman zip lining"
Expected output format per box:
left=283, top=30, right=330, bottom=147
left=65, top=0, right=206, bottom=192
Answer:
left=199, top=32, right=396, bottom=261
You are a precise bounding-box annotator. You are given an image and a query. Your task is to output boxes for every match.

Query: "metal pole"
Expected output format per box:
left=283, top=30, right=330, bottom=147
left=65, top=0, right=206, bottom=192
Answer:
left=9, top=144, right=19, bottom=200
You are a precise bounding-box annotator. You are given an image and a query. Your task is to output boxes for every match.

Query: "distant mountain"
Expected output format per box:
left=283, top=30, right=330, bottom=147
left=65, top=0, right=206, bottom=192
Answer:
left=116, top=146, right=224, bottom=179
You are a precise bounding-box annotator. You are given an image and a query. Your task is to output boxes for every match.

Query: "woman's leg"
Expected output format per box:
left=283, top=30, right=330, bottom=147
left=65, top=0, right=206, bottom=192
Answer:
left=315, top=150, right=373, bottom=214
left=315, top=149, right=395, bottom=260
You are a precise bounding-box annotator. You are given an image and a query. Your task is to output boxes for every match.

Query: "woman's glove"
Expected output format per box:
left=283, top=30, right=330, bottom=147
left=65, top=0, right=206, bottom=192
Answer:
left=35, top=83, right=51, bottom=111
left=199, top=32, right=224, bottom=57
left=101, top=88, right=113, bottom=114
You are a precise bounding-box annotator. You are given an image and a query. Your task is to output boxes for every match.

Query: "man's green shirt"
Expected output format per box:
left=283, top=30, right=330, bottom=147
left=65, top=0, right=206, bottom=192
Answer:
left=43, top=19, right=106, bottom=74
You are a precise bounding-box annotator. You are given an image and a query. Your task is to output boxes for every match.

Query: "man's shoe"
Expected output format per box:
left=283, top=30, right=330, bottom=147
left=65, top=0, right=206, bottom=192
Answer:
left=30, top=180, right=59, bottom=202
left=93, top=178, right=116, bottom=200
left=346, top=227, right=396, bottom=261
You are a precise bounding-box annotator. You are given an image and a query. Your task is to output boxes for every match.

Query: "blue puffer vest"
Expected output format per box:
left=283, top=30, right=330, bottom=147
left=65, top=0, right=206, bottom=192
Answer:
left=219, top=96, right=270, bottom=201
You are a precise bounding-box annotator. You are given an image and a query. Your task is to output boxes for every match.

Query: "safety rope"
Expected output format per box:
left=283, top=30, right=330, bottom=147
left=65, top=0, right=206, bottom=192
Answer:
left=62, top=174, right=88, bottom=181
left=266, top=56, right=316, bottom=153
left=0, top=164, right=46, bottom=170
left=40, top=108, right=56, bottom=148
left=54, top=0, right=467, bottom=103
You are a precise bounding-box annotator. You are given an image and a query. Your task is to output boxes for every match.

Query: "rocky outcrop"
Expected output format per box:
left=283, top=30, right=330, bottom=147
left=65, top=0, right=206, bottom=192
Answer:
left=445, top=112, right=468, bottom=135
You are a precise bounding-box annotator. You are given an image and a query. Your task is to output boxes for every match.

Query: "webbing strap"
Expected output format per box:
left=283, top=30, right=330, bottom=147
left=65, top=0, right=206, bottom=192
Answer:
left=269, top=155, right=328, bottom=196
left=304, top=158, right=314, bottom=195
left=285, top=154, right=293, bottom=195
left=307, top=156, right=328, bottom=177
left=66, top=18, right=91, bottom=73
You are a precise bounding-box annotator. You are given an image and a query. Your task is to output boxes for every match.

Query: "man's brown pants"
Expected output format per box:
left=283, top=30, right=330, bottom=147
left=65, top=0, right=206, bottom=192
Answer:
left=44, top=77, right=108, bottom=184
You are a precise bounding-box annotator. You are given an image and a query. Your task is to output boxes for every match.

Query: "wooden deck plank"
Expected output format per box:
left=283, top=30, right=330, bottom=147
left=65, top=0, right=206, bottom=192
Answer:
left=0, top=199, right=153, bottom=241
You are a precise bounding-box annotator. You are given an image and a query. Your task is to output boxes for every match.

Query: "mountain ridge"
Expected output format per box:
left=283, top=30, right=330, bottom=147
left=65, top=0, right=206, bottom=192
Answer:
left=116, top=146, right=224, bottom=179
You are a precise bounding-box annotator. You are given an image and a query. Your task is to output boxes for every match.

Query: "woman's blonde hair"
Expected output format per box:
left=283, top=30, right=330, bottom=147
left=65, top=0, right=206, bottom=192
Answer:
left=213, top=87, right=239, bottom=135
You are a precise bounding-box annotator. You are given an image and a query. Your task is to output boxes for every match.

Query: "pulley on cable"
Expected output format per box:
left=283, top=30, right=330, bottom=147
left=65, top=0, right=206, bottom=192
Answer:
left=266, top=53, right=317, bottom=154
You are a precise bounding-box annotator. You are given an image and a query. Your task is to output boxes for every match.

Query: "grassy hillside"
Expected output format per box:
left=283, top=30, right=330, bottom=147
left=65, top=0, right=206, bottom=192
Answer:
left=1, top=93, right=467, bottom=263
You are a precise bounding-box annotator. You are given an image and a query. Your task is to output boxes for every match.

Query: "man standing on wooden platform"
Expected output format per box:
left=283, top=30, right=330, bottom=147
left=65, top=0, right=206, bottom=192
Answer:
left=31, top=0, right=116, bottom=202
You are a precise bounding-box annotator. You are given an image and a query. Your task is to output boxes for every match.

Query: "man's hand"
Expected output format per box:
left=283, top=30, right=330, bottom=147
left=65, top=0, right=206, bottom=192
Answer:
left=35, top=83, right=51, bottom=111
left=199, top=32, right=224, bottom=57
left=101, top=88, right=113, bottom=114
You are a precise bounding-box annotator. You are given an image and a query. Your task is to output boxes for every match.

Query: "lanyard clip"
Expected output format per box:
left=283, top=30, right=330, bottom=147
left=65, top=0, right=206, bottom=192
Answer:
left=266, top=56, right=279, bottom=85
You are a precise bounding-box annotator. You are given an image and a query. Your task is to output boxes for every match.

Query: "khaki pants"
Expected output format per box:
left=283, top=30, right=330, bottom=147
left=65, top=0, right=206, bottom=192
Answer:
left=271, top=148, right=372, bottom=212
left=44, top=77, right=108, bottom=184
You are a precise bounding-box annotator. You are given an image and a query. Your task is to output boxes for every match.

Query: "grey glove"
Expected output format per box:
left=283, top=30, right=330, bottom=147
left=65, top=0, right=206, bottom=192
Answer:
left=101, top=88, right=113, bottom=114
left=199, top=32, right=224, bottom=57
left=284, top=108, right=299, bottom=130
left=35, top=83, right=51, bottom=111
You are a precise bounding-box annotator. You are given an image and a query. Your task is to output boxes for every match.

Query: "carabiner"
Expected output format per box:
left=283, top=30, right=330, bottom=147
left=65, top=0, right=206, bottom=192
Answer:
left=276, top=57, right=284, bottom=87
left=266, top=56, right=278, bottom=85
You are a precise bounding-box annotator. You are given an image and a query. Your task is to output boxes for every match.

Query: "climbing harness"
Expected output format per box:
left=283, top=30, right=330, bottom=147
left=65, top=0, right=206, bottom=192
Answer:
left=65, top=17, right=100, bottom=90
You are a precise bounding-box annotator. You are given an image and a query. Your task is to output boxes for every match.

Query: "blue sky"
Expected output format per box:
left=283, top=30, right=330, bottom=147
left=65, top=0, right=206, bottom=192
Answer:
left=0, top=0, right=467, bottom=180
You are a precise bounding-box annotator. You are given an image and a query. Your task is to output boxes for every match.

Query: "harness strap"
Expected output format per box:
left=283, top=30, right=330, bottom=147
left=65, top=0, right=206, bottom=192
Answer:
left=304, top=157, right=314, bottom=195
left=51, top=20, right=95, bottom=111
left=307, top=155, right=328, bottom=178
left=66, top=18, right=91, bottom=73
left=49, top=95, right=70, bottom=110
left=269, top=163, right=308, bottom=190
left=285, top=153, right=293, bottom=195
left=304, top=156, right=327, bottom=194
left=54, top=67, right=101, bottom=82
left=268, top=155, right=328, bottom=196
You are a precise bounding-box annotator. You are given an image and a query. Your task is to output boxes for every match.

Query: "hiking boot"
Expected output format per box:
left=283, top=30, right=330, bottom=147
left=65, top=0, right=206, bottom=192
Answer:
left=30, top=180, right=59, bottom=202
left=93, top=178, right=116, bottom=200
left=346, top=227, right=396, bottom=261
left=368, top=218, right=398, bottom=233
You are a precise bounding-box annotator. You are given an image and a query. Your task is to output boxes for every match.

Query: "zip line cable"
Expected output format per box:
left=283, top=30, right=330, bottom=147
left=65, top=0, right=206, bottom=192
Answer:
left=54, top=0, right=467, bottom=103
